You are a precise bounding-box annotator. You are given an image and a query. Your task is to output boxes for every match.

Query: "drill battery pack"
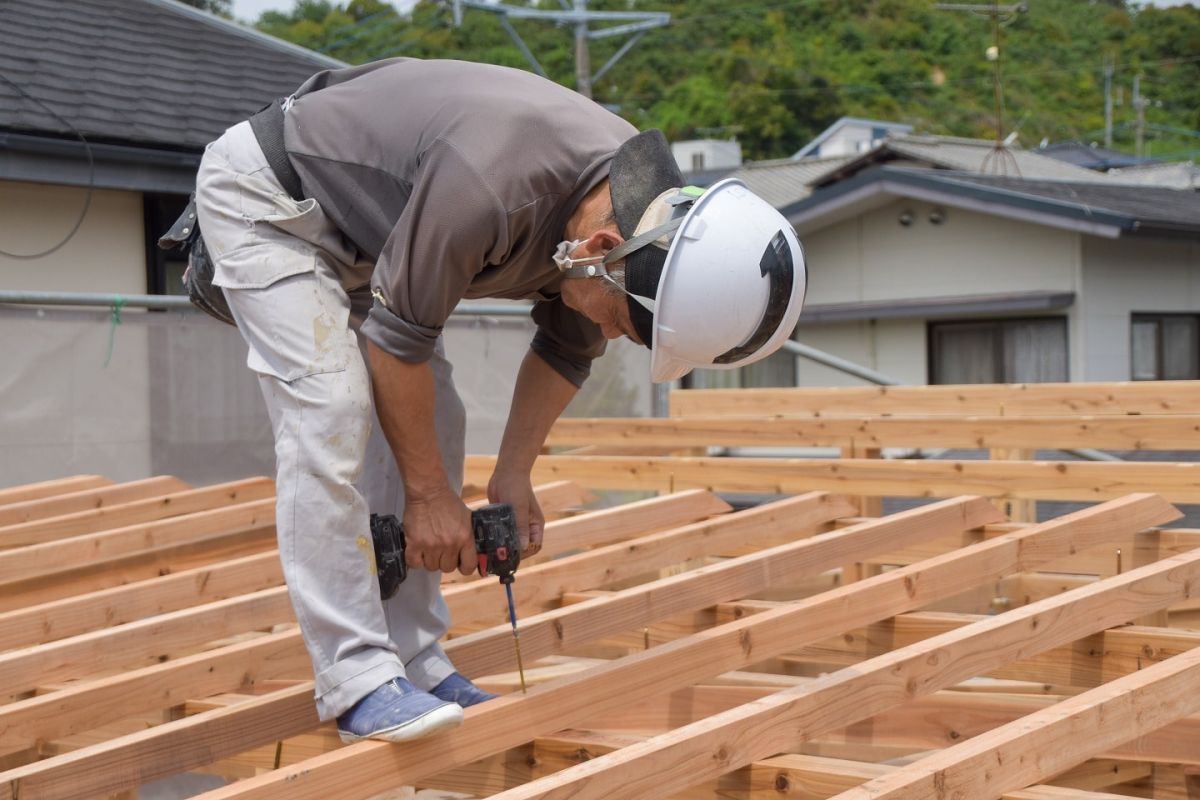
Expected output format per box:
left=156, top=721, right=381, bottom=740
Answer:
left=369, top=513, right=407, bottom=600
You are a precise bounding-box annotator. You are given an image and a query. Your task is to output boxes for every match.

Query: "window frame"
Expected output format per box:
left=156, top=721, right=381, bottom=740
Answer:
left=926, top=315, right=1069, bottom=385
left=1130, top=312, right=1200, bottom=381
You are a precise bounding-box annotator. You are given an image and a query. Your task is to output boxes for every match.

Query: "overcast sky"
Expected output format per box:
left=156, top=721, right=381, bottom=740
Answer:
left=231, top=0, right=1196, bottom=24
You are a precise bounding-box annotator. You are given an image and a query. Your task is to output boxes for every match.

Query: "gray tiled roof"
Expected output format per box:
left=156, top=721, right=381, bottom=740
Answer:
left=728, top=155, right=853, bottom=208
left=944, top=173, right=1200, bottom=229
left=839, top=135, right=1117, bottom=184
left=1107, top=161, right=1200, bottom=191
left=0, top=0, right=343, bottom=151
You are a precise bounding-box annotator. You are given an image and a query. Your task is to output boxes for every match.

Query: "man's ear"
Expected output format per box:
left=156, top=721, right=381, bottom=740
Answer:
left=583, top=226, right=624, bottom=257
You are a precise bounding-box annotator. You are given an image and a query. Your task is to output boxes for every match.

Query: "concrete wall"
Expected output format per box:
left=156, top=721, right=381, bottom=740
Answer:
left=1079, top=235, right=1200, bottom=381
left=796, top=198, right=1083, bottom=385
left=0, top=179, right=153, bottom=488
left=0, top=180, right=146, bottom=293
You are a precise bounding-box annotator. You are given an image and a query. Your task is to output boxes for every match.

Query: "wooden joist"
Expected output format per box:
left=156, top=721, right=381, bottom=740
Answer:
left=486, top=545, right=1200, bottom=800
left=0, top=475, right=189, bottom=527
left=830, top=645, right=1200, bottom=800
left=548, top=414, right=1200, bottom=451
left=667, top=380, right=1200, bottom=418
left=2, top=436, right=1200, bottom=800
left=467, top=453, right=1200, bottom=503
left=162, top=495, right=1177, bottom=800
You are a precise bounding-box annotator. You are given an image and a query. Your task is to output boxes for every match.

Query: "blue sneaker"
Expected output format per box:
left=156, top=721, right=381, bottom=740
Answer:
left=430, top=672, right=498, bottom=707
left=336, top=678, right=464, bottom=743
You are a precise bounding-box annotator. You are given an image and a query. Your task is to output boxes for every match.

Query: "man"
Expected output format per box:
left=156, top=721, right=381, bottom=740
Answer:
left=193, top=57, right=805, bottom=744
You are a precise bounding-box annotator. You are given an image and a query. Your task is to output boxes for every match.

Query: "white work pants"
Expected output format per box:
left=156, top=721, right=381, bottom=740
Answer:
left=194, top=121, right=462, bottom=720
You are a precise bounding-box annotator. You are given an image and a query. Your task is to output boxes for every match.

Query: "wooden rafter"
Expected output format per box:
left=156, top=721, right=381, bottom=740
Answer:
left=5, top=384, right=1200, bottom=800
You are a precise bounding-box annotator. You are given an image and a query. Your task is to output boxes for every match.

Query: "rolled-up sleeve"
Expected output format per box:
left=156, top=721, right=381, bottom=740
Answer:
left=360, top=139, right=507, bottom=363
left=530, top=296, right=607, bottom=388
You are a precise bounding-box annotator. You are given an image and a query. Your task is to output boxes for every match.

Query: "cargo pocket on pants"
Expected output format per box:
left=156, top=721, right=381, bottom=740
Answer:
left=214, top=243, right=351, bottom=383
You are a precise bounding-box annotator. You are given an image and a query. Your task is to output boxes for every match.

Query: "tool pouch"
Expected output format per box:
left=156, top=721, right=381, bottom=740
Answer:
left=157, top=194, right=236, bottom=327
left=369, top=513, right=408, bottom=600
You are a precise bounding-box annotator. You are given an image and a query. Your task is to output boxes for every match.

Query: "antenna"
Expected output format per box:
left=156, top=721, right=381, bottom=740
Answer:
left=935, top=2, right=1027, bottom=176
left=451, top=0, right=669, bottom=99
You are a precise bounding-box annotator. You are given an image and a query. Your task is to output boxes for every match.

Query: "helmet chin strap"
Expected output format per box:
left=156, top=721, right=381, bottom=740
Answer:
left=553, top=244, right=656, bottom=313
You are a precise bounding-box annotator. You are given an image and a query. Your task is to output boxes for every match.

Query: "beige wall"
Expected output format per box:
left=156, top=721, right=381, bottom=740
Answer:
left=796, top=199, right=1085, bottom=386
left=803, top=199, right=1080, bottom=305
left=794, top=318, right=927, bottom=387
left=1079, top=236, right=1200, bottom=381
left=0, top=180, right=152, bottom=487
left=0, top=180, right=146, bottom=293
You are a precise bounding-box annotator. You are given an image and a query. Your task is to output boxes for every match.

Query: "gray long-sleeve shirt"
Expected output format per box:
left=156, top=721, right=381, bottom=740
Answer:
left=282, top=58, right=637, bottom=386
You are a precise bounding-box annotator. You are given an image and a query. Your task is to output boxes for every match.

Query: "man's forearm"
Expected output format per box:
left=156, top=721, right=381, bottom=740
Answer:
left=366, top=340, right=451, bottom=498
left=496, top=350, right=578, bottom=473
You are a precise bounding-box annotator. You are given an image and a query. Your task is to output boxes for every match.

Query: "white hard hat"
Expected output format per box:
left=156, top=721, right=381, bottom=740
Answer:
left=560, top=130, right=807, bottom=383
left=638, top=179, right=807, bottom=382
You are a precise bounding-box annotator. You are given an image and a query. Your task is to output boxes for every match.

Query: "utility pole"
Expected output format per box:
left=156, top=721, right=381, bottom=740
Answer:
left=1133, top=74, right=1147, bottom=158
left=453, top=0, right=669, bottom=98
left=574, top=0, right=592, bottom=99
left=934, top=2, right=1027, bottom=175
left=1104, top=57, right=1114, bottom=149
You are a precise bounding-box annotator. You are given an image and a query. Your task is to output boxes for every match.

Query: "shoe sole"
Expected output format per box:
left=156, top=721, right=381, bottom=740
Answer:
left=337, top=702, right=464, bottom=744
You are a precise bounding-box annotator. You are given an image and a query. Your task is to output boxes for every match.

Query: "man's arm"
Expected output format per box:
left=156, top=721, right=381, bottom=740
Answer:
left=367, top=340, right=475, bottom=574
left=489, top=349, right=579, bottom=556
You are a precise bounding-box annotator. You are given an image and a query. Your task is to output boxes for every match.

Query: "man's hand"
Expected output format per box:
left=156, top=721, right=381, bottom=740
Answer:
left=487, top=471, right=545, bottom=558
left=402, top=487, right=476, bottom=574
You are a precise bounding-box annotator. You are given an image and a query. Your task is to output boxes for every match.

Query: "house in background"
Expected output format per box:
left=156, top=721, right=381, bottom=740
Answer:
left=792, top=117, right=912, bottom=160
left=780, top=167, right=1200, bottom=387
left=1036, top=141, right=1199, bottom=190
left=0, top=0, right=342, bottom=486
left=671, top=138, right=742, bottom=175
left=0, top=0, right=342, bottom=297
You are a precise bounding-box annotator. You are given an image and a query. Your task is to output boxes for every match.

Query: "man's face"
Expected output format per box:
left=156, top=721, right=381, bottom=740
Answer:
left=561, top=279, right=643, bottom=345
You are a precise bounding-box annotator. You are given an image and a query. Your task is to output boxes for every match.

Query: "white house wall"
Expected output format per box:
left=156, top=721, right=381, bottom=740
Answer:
left=1079, top=235, right=1200, bottom=381
left=0, top=180, right=146, bottom=293
left=795, top=318, right=927, bottom=386
left=0, top=179, right=152, bottom=486
left=803, top=199, right=1080, bottom=305
left=796, top=198, right=1083, bottom=386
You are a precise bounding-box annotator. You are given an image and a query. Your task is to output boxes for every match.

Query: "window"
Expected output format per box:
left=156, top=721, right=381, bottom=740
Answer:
left=929, top=317, right=1068, bottom=384
left=144, top=192, right=191, bottom=296
left=1131, top=314, right=1200, bottom=380
left=682, top=347, right=796, bottom=389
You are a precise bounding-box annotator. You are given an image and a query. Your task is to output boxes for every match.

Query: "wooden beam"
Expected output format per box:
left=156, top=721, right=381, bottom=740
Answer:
left=118, top=494, right=1177, bottom=800
left=0, top=476, right=190, bottom=527
left=0, top=587, right=295, bottom=701
left=0, top=476, right=111, bottom=507
left=447, top=492, right=855, bottom=624
left=0, top=551, right=283, bottom=652
left=466, top=454, right=1200, bottom=503
left=484, top=542, right=1200, bottom=800
left=788, top=613, right=1200, bottom=690
left=0, top=525, right=276, bottom=612
left=548, top=415, right=1200, bottom=452
left=0, top=494, right=851, bottom=762
left=830, top=646, right=1200, bottom=800
left=667, top=381, right=1200, bottom=418
left=527, top=489, right=732, bottom=561
left=503, top=480, right=594, bottom=517
left=426, top=736, right=1144, bottom=800
left=0, top=499, right=275, bottom=583
left=448, top=496, right=1003, bottom=678
left=0, top=489, right=723, bottom=651
left=0, top=477, right=275, bottom=549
